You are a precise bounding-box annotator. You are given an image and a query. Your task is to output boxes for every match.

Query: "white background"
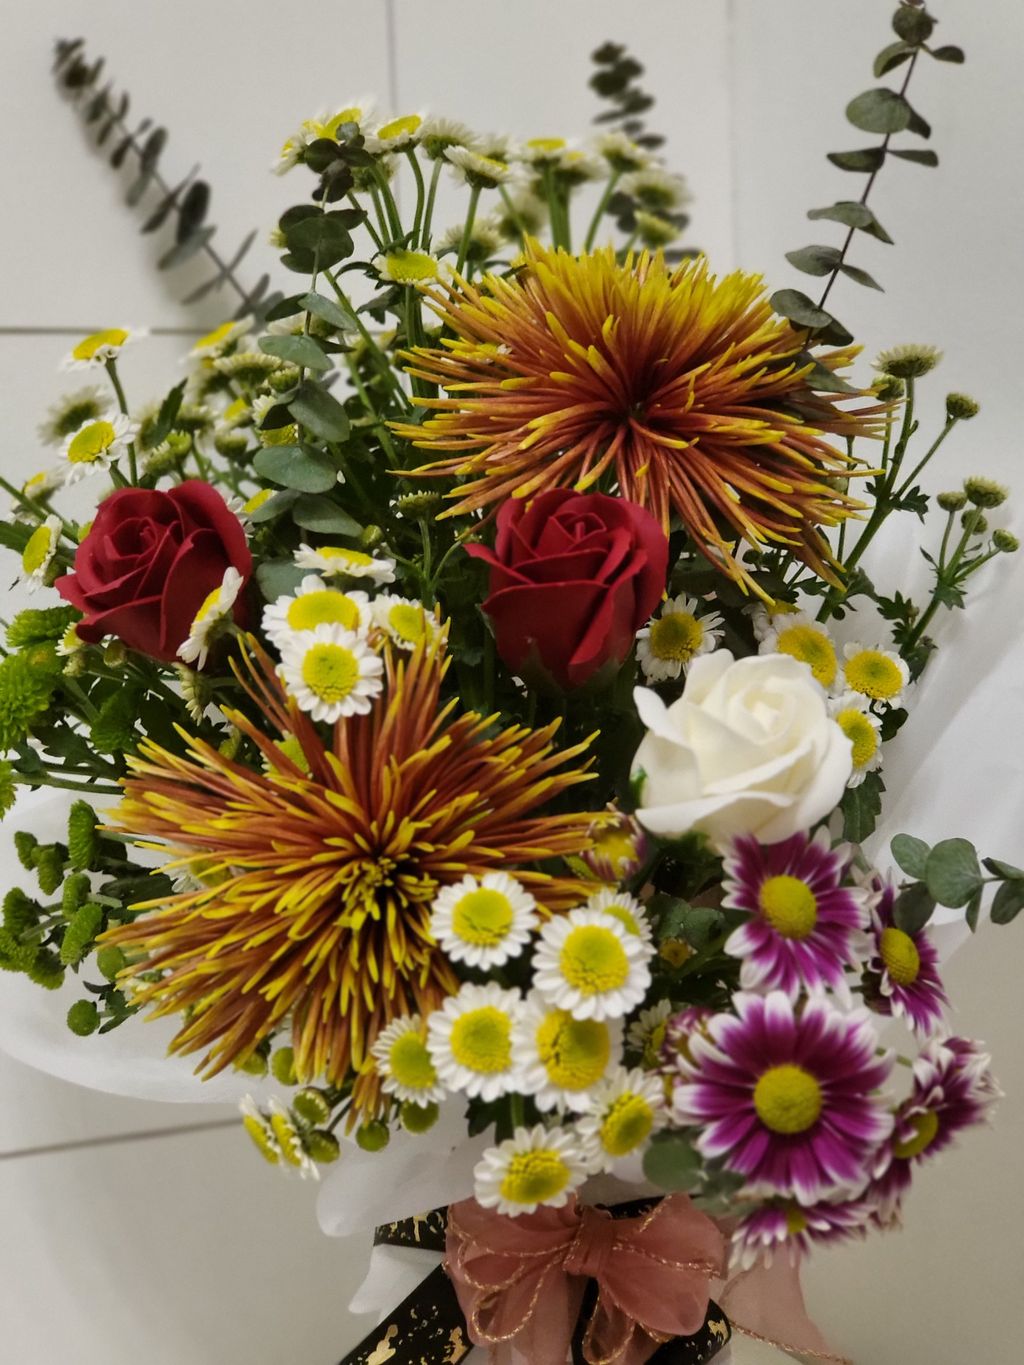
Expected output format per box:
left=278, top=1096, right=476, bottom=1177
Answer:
left=1, top=2, right=1022, bottom=1361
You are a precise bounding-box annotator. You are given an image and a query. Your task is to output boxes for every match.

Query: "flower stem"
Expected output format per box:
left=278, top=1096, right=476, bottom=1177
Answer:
left=456, top=185, right=482, bottom=276
left=583, top=170, right=621, bottom=252
left=420, top=159, right=444, bottom=249
left=105, top=359, right=139, bottom=483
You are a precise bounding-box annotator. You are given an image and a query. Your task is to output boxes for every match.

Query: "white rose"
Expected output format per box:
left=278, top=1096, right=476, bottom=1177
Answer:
left=631, top=650, right=853, bottom=848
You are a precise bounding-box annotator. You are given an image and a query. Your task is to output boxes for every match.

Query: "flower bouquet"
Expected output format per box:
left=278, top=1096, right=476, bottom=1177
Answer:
left=1, top=5, right=1020, bottom=1362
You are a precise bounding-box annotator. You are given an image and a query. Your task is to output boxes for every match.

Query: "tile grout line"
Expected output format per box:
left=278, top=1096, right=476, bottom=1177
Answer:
left=0, top=1116, right=239, bottom=1163
left=0, top=325, right=205, bottom=338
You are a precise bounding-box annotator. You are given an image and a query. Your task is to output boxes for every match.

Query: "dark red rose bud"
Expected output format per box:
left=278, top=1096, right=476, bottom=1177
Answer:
left=56, top=481, right=252, bottom=663
left=466, top=490, right=668, bottom=690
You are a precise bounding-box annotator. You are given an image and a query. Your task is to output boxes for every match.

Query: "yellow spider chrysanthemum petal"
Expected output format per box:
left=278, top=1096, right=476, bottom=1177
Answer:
left=394, top=240, right=888, bottom=593
left=103, top=635, right=599, bottom=1117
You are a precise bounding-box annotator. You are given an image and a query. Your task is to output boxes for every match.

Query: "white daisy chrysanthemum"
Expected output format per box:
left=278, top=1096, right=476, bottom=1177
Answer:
left=371, top=594, right=441, bottom=653
left=516, top=136, right=570, bottom=165
left=574, top=1066, right=667, bottom=1173
left=266, top=1099, right=319, bottom=1180
left=625, top=998, right=673, bottom=1067
left=511, top=991, right=623, bottom=1113
left=751, top=605, right=838, bottom=692
left=274, top=100, right=376, bottom=174
left=426, top=982, right=523, bottom=1102
left=635, top=594, right=723, bottom=683
left=20, top=468, right=63, bottom=502
left=61, top=327, right=145, bottom=371
left=371, top=1015, right=448, bottom=1106
left=37, top=386, right=106, bottom=446
left=278, top=623, right=384, bottom=723
left=585, top=888, right=653, bottom=944
left=829, top=691, right=884, bottom=787
left=372, top=248, right=444, bottom=286
left=262, top=575, right=371, bottom=651
left=19, top=515, right=62, bottom=591
left=594, top=130, right=651, bottom=173
left=445, top=144, right=516, bottom=188
left=177, top=566, right=245, bottom=669
left=841, top=642, right=910, bottom=708
left=620, top=167, right=690, bottom=212
left=418, top=116, right=477, bottom=161
left=188, top=317, right=252, bottom=359
left=473, top=1123, right=588, bottom=1215
left=57, top=622, right=84, bottom=657
left=554, top=147, right=606, bottom=185
left=60, top=412, right=138, bottom=483
left=294, top=543, right=396, bottom=585
left=435, top=218, right=503, bottom=263
left=364, top=112, right=424, bottom=153
left=532, top=907, right=653, bottom=1021
left=429, top=872, right=538, bottom=969
left=635, top=210, right=681, bottom=248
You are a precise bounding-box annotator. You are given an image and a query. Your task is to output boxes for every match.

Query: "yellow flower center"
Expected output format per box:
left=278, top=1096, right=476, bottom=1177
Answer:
left=527, top=137, right=566, bottom=154
left=559, top=925, right=630, bottom=995
left=449, top=1006, right=512, bottom=1074
left=287, top=590, right=362, bottom=632
left=318, top=547, right=375, bottom=568
left=67, top=420, right=117, bottom=464
left=836, top=708, right=879, bottom=769
left=242, top=1112, right=279, bottom=1166
left=322, top=106, right=365, bottom=139
left=499, top=1149, right=571, bottom=1206
left=451, top=888, right=515, bottom=947
left=600, top=902, right=643, bottom=937
left=301, top=643, right=360, bottom=703
left=591, top=826, right=637, bottom=875
left=892, top=1110, right=940, bottom=1160
left=759, top=875, right=818, bottom=940
left=879, top=926, right=921, bottom=985
left=753, top=1064, right=823, bottom=1134
left=388, top=1030, right=438, bottom=1092
left=474, top=155, right=508, bottom=177
left=273, top=733, right=311, bottom=774
left=387, top=602, right=429, bottom=643
left=243, top=488, right=275, bottom=514
left=599, top=1093, right=655, bottom=1157
left=193, top=321, right=237, bottom=351
left=844, top=650, right=904, bottom=701
left=377, top=114, right=422, bottom=141
left=383, top=249, right=439, bottom=284
left=225, top=397, right=250, bottom=423
left=535, top=1010, right=611, bottom=1091
left=71, top=328, right=129, bottom=360
left=23, top=472, right=52, bottom=497
left=784, top=1204, right=809, bottom=1235
left=776, top=623, right=837, bottom=688
left=269, top=1108, right=305, bottom=1167
left=193, top=586, right=223, bottom=625
left=22, top=525, right=55, bottom=575
left=649, top=611, right=703, bottom=662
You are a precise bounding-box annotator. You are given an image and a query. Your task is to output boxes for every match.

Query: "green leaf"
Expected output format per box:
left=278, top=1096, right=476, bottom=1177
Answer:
left=258, top=334, right=329, bottom=372
left=965, top=889, right=982, bottom=934
left=873, top=41, right=914, bottom=78
left=892, top=882, right=936, bottom=934
left=642, top=1133, right=702, bottom=1193
left=785, top=245, right=842, bottom=277
left=924, top=838, right=984, bottom=908
left=298, top=291, right=357, bottom=330
left=253, top=444, right=338, bottom=494
left=932, top=45, right=965, bottom=64
left=991, top=880, right=1024, bottom=926
left=256, top=560, right=307, bottom=603
left=839, top=262, right=883, bottom=291
left=983, top=857, right=1024, bottom=881
left=800, top=358, right=859, bottom=395
left=284, top=211, right=354, bottom=269
left=891, top=833, right=931, bottom=880
left=816, top=315, right=855, bottom=347
left=807, top=201, right=893, bottom=244
left=827, top=147, right=886, bottom=173
left=906, top=106, right=932, bottom=139
left=769, top=289, right=833, bottom=330
left=888, top=148, right=939, bottom=167
left=291, top=495, right=362, bottom=537
left=249, top=488, right=300, bottom=523
left=846, top=89, right=912, bottom=135
left=289, top=382, right=350, bottom=443
left=147, top=380, right=186, bottom=448
left=840, top=770, right=885, bottom=842
left=157, top=226, right=216, bottom=270
left=893, top=7, right=935, bottom=44
left=678, top=905, right=724, bottom=950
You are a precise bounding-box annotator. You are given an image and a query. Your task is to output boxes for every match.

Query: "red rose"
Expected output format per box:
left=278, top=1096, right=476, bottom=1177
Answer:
left=466, top=490, right=668, bottom=690
left=56, top=481, right=252, bottom=663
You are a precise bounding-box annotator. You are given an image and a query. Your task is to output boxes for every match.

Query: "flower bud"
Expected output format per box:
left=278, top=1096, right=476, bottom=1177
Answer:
left=963, top=477, right=1008, bottom=509
left=395, top=491, right=443, bottom=519
left=945, top=392, right=980, bottom=421
left=355, top=1119, right=391, bottom=1152
left=96, top=945, right=126, bottom=981
left=583, top=807, right=648, bottom=884
left=304, top=1130, right=342, bottom=1164
left=103, top=639, right=128, bottom=667
left=67, top=999, right=100, bottom=1036
left=993, top=529, right=1020, bottom=554
left=871, top=375, right=904, bottom=402
left=293, top=1087, right=332, bottom=1126
left=962, top=511, right=989, bottom=534
left=271, top=1046, right=298, bottom=1086
left=936, top=490, right=966, bottom=512
left=873, top=343, right=942, bottom=380
left=360, top=524, right=386, bottom=550
left=214, top=429, right=250, bottom=461
left=237, top=1049, right=269, bottom=1077
left=400, top=1101, right=440, bottom=1134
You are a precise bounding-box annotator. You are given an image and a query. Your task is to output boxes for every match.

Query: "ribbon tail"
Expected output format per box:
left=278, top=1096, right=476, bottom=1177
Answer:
left=719, top=1255, right=851, bottom=1364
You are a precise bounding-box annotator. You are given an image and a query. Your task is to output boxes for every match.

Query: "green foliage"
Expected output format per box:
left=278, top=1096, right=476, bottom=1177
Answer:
left=643, top=1131, right=702, bottom=1192
left=891, top=832, right=930, bottom=879
left=253, top=444, right=339, bottom=494
left=6, top=606, right=79, bottom=649
left=96, top=945, right=126, bottom=981
left=60, top=901, right=104, bottom=965
left=67, top=999, right=101, bottom=1036
left=288, top=382, right=351, bottom=443
left=91, top=688, right=141, bottom=755
left=0, top=651, right=60, bottom=748
left=3, top=888, right=40, bottom=938
left=14, top=831, right=38, bottom=870
left=67, top=800, right=99, bottom=870
left=840, top=771, right=885, bottom=842
left=258, top=334, right=330, bottom=372
left=846, top=88, right=914, bottom=135
left=61, top=870, right=92, bottom=917
left=923, top=838, right=983, bottom=908
left=34, top=844, right=67, bottom=896
left=271, top=1046, right=298, bottom=1086
left=589, top=42, right=664, bottom=149
left=892, top=882, right=936, bottom=933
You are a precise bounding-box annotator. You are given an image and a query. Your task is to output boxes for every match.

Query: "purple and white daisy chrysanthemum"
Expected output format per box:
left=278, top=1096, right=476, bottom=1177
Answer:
left=672, top=991, right=894, bottom=1205
left=864, top=875, right=948, bottom=1035
left=731, top=1195, right=873, bottom=1269
left=722, top=830, right=869, bottom=999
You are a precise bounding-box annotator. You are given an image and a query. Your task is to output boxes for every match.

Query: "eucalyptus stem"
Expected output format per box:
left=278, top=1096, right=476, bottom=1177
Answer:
left=583, top=170, right=621, bottom=252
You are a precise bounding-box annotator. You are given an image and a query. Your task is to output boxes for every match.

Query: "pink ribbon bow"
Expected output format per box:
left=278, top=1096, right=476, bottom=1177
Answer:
left=444, top=1194, right=727, bottom=1365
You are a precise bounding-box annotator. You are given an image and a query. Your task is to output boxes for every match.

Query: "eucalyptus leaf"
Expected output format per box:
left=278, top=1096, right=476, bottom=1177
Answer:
left=176, top=180, right=210, bottom=241
left=642, top=1133, right=702, bottom=1193
left=291, top=495, right=362, bottom=537
left=800, top=357, right=858, bottom=395
left=839, top=262, right=883, bottom=291
left=891, top=833, right=931, bottom=880
left=982, top=858, right=1024, bottom=881
left=932, top=45, right=965, bottom=64
left=873, top=41, right=913, bottom=78
left=289, top=382, right=350, bottom=443
left=991, top=881, right=1024, bottom=926
left=785, top=244, right=842, bottom=277
left=249, top=488, right=300, bottom=523
left=965, top=889, right=982, bottom=934
left=298, top=291, right=358, bottom=330
left=906, top=107, right=932, bottom=139
left=892, top=882, right=936, bottom=934
left=807, top=201, right=893, bottom=244
left=158, top=226, right=216, bottom=270
left=846, top=88, right=912, bottom=135
left=253, top=444, right=339, bottom=494
left=256, top=560, right=307, bottom=603
left=284, top=211, right=355, bottom=269
left=258, top=334, right=330, bottom=372
left=889, top=148, right=939, bottom=166
left=827, top=147, right=886, bottom=173
left=769, top=289, right=833, bottom=330
left=924, top=838, right=983, bottom=908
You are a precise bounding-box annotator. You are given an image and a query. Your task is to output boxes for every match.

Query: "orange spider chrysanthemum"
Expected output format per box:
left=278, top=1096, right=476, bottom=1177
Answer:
left=395, top=240, right=887, bottom=591
left=104, top=635, right=599, bottom=1115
